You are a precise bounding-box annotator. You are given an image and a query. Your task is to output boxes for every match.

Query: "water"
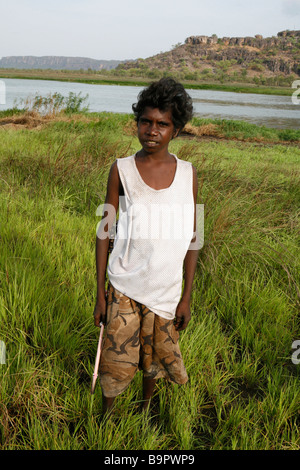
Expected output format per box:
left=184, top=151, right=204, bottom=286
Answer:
left=189, top=89, right=300, bottom=129
left=0, top=78, right=299, bottom=129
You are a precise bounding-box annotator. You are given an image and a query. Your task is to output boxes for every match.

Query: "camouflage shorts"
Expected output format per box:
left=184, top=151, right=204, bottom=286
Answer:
left=99, top=283, right=188, bottom=398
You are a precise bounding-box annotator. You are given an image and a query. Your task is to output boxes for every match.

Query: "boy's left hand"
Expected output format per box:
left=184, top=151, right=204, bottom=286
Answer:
left=174, top=299, right=191, bottom=331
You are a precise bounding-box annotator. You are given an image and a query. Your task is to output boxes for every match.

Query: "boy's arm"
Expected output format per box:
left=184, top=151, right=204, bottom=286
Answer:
left=93, top=161, right=121, bottom=326
left=174, top=165, right=199, bottom=331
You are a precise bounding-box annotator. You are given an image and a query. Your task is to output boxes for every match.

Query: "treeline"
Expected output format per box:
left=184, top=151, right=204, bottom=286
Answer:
left=84, top=65, right=295, bottom=87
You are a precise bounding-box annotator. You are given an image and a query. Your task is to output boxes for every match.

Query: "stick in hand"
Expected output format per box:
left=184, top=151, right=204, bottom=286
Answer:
left=91, top=322, right=105, bottom=394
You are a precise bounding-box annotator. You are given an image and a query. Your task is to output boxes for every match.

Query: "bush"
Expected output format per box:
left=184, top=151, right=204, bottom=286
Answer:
left=18, top=91, right=89, bottom=115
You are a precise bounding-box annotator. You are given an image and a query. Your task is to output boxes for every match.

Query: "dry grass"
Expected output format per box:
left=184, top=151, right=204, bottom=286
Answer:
left=182, top=122, right=223, bottom=138
left=0, top=111, right=50, bottom=130
left=0, top=110, right=99, bottom=131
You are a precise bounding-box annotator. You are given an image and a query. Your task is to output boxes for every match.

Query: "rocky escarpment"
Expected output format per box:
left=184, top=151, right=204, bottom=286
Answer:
left=185, top=30, right=300, bottom=47
left=0, top=56, right=123, bottom=70
left=118, top=30, right=300, bottom=79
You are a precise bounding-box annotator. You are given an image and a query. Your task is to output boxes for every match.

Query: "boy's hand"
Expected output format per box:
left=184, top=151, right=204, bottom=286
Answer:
left=93, top=298, right=106, bottom=327
left=174, top=299, right=191, bottom=331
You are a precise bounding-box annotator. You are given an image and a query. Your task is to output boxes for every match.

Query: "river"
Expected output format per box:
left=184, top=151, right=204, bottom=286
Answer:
left=0, top=78, right=299, bottom=129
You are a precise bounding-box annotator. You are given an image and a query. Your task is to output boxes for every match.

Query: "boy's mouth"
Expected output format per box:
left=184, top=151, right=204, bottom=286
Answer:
left=144, top=140, right=159, bottom=146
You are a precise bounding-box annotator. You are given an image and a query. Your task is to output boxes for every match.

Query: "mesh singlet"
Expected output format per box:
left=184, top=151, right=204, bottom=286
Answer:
left=107, top=154, right=194, bottom=320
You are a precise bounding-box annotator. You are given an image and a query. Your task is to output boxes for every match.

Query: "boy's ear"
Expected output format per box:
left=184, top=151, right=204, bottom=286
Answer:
left=173, top=128, right=180, bottom=139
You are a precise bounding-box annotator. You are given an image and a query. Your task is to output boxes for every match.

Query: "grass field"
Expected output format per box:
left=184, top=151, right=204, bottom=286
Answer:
left=0, top=108, right=299, bottom=450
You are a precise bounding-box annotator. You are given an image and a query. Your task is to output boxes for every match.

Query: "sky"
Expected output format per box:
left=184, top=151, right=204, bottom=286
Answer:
left=1, top=0, right=300, bottom=61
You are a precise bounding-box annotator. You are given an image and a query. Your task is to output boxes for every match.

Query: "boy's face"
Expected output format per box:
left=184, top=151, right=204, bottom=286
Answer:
left=137, top=107, right=179, bottom=155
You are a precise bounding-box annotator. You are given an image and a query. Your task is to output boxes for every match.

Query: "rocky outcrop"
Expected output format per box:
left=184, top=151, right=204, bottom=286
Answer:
left=278, top=30, right=300, bottom=37
left=119, top=30, right=300, bottom=78
left=183, top=31, right=300, bottom=76
left=0, top=56, right=123, bottom=70
left=185, top=30, right=300, bottom=48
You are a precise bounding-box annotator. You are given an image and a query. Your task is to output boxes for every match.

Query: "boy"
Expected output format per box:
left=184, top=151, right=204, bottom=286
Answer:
left=93, top=77, right=199, bottom=413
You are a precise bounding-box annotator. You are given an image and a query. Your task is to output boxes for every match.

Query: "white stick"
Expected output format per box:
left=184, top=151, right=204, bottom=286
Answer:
left=91, top=323, right=105, bottom=394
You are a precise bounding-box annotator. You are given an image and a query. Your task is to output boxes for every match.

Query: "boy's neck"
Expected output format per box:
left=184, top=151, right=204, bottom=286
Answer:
left=136, top=149, right=173, bottom=162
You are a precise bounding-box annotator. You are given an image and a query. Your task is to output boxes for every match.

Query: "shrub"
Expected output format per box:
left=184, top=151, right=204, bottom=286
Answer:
left=18, top=91, right=89, bottom=116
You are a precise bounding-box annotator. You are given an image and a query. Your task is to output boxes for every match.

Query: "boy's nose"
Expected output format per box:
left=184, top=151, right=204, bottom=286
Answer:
left=148, top=124, right=158, bottom=135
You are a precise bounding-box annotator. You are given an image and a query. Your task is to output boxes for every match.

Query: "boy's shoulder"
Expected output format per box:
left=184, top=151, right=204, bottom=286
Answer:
left=117, top=155, right=135, bottom=161
left=175, top=155, right=196, bottom=173
left=108, top=156, right=135, bottom=178
left=176, top=155, right=192, bottom=166
left=109, top=156, right=135, bottom=173
left=116, top=155, right=135, bottom=165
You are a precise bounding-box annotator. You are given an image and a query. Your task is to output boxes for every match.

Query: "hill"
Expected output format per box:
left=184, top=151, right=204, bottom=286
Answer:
left=0, top=55, right=123, bottom=71
left=117, top=30, right=300, bottom=86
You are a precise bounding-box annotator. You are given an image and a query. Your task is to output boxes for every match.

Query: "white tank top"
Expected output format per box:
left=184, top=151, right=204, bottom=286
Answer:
left=107, top=154, right=194, bottom=320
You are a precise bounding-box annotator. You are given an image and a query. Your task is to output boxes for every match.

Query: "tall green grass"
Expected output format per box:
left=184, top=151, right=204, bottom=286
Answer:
left=0, top=111, right=299, bottom=449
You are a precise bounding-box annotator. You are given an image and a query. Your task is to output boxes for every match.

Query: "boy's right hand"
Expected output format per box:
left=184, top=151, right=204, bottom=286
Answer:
left=93, top=299, right=106, bottom=327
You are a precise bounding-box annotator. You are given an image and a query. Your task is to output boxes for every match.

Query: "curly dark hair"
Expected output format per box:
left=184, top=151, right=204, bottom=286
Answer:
left=132, top=77, right=194, bottom=132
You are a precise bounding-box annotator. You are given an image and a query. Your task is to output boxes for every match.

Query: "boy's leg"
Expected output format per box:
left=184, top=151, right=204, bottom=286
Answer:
left=103, top=379, right=156, bottom=413
left=99, top=284, right=141, bottom=407
left=102, top=395, right=116, bottom=414
left=142, top=376, right=157, bottom=410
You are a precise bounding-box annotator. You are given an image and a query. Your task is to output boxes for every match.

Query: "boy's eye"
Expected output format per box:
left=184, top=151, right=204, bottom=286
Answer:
left=139, top=119, right=170, bottom=127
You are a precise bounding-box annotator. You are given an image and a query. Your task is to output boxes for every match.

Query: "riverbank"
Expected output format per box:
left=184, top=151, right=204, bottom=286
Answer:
left=0, top=110, right=299, bottom=450
left=0, top=68, right=294, bottom=96
left=1, top=108, right=300, bottom=144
